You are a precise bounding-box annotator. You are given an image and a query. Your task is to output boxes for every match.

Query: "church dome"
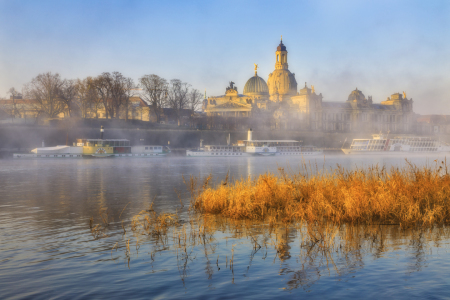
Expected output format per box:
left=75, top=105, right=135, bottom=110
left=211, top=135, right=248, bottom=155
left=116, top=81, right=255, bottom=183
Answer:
left=267, top=69, right=297, bottom=97
left=267, top=38, right=297, bottom=100
left=243, top=75, right=269, bottom=95
left=348, top=88, right=366, bottom=101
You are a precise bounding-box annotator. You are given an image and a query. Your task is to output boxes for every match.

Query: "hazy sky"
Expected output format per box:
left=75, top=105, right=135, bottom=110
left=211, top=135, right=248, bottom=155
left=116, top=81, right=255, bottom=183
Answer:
left=0, top=0, right=449, bottom=114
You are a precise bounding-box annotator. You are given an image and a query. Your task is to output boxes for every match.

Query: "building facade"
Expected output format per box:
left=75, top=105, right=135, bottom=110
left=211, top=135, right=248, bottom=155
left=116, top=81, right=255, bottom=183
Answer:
left=203, top=39, right=415, bottom=133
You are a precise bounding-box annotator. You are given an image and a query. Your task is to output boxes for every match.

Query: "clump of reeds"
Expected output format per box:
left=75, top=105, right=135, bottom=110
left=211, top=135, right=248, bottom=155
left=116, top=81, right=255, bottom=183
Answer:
left=130, top=206, right=179, bottom=237
left=192, top=160, right=450, bottom=227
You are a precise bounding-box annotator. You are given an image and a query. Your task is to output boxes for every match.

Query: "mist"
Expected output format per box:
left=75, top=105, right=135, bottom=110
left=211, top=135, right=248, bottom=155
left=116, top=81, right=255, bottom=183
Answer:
left=1, top=1, right=449, bottom=114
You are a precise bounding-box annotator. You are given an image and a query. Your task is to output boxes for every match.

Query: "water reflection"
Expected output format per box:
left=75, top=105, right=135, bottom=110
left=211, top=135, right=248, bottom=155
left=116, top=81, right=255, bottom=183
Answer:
left=91, top=206, right=450, bottom=294
left=1, top=156, right=450, bottom=298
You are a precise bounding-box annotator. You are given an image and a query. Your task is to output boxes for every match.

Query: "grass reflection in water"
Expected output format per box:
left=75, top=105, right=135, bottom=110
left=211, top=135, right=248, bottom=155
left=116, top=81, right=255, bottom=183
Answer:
left=88, top=159, right=450, bottom=291
left=89, top=208, right=450, bottom=291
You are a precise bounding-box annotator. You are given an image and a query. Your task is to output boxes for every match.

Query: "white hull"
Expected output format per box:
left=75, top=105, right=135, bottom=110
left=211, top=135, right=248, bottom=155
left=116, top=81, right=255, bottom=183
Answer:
left=276, top=151, right=323, bottom=156
left=114, top=153, right=168, bottom=157
left=13, top=153, right=83, bottom=158
left=342, top=149, right=450, bottom=155
left=189, top=133, right=322, bottom=158
left=13, top=152, right=168, bottom=158
left=14, top=137, right=170, bottom=158
left=186, top=151, right=251, bottom=157
left=186, top=150, right=323, bottom=157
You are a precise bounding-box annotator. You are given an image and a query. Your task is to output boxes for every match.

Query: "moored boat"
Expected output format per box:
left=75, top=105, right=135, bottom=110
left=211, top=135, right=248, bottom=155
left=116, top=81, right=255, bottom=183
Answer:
left=13, top=139, right=170, bottom=158
left=13, top=126, right=170, bottom=158
left=186, top=129, right=322, bottom=157
left=342, top=133, right=450, bottom=155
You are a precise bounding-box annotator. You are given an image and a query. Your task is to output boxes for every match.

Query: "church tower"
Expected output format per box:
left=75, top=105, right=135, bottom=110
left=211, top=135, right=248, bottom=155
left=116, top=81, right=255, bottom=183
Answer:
left=275, top=37, right=288, bottom=70
left=267, top=37, right=298, bottom=102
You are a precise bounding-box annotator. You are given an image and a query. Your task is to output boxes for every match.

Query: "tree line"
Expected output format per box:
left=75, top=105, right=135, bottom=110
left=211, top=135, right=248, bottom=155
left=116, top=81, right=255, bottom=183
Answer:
left=3, top=72, right=203, bottom=125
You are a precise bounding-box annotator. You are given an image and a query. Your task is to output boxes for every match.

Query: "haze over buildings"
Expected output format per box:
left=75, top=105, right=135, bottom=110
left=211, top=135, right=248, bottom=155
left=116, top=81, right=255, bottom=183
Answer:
left=0, top=0, right=449, bottom=114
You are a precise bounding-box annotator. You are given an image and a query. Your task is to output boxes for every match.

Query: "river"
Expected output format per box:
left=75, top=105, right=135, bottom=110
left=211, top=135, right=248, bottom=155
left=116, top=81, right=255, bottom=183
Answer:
left=1, top=155, right=449, bottom=299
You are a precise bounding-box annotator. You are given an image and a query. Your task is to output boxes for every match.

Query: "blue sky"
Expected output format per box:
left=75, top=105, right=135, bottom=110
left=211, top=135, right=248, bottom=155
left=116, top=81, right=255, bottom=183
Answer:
left=0, top=0, right=449, bottom=114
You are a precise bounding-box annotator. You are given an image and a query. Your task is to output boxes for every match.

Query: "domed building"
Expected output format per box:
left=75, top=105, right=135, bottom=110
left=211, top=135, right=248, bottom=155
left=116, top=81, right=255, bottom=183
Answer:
left=202, top=39, right=415, bottom=133
left=347, top=88, right=366, bottom=102
left=267, top=39, right=298, bottom=102
left=345, top=88, right=373, bottom=110
left=243, top=69, right=269, bottom=98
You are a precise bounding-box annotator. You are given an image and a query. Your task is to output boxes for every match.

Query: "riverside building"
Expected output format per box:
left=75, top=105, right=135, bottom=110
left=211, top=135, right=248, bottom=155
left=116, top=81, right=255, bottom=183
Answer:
left=203, top=38, right=415, bottom=133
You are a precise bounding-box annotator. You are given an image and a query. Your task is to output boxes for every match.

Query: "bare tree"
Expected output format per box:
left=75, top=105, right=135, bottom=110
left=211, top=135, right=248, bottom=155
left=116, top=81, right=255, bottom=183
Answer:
left=75, top=77, right=98, bottom=118
left=122, top=77, right=135, bottom=121
left=109, top=72, right=129, bottom=119
left=2, top=87, right=23, bottom=122
left=188, top=88, right=203, bottom=111
left=187, top=88, right=203, bottom=127
left=94, top=73, right=113, bottom=119
left=94, top=72, right=131, bottom=119
left=139, top=74, right=168, bottom=123
left=9, top=87, right=19, bottom=99
left=167, top=79, right=190, bottom=126
left=59, top=79, right=77, bottom=118
left=24, top=72, right=66, bottom=119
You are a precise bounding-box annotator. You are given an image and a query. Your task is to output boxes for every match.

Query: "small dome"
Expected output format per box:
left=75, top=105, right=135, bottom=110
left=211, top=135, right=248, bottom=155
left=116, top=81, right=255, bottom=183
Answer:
left=277, top=41, right=286, bottom=51
left=348, top=88, right=366, bottom=101
left=243, top=75, right=269, bottom=95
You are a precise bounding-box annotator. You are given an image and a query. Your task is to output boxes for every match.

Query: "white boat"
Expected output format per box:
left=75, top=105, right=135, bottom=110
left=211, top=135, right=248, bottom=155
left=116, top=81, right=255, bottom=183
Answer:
left=13, top=139, right=170, bottom=158
left=186, top=129, right=323, bottom=157
left=13, top=145, right=84, bottom=158
left=13, top=126, right=170, bottom=158
left=342, top=133, right=450, bottom=155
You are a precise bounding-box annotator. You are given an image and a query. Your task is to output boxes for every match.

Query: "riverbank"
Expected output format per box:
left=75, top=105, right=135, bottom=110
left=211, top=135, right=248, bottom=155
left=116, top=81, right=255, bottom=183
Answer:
left=2, top=123, right=449, bottom=151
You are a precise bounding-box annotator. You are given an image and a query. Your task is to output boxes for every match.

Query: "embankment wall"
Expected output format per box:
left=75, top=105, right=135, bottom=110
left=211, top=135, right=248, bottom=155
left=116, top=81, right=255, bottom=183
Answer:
left=1, top=124, right=449, bottom=151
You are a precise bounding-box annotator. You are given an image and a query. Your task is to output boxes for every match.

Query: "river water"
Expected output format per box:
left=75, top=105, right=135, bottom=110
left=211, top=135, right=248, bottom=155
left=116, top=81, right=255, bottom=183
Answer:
left=1, top=155, right=450, bottom=299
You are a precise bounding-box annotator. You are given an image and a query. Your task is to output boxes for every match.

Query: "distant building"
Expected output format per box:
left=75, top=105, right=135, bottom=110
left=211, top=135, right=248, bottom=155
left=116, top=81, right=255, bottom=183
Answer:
left=416, top=115, right=450, bottom=134
left=0, top=98, right=40, bottom=121
left=203, top=39, right=415, bottom=133
left=83, top=96, right=150, bottom=121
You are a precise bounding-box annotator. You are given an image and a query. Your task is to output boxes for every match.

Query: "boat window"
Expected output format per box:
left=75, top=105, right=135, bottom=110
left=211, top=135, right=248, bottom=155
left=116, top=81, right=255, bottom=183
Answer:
left=145, top=147, right=148, bottom=150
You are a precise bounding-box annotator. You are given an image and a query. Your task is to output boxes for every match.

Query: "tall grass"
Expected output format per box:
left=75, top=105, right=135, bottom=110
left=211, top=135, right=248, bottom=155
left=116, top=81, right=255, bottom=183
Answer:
left=193, top=160, right=450, bottom=227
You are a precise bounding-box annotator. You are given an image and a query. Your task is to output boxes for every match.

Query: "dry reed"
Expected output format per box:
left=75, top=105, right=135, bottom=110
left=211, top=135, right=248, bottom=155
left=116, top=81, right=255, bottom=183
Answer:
left=193, top=160, right=450, bottom=227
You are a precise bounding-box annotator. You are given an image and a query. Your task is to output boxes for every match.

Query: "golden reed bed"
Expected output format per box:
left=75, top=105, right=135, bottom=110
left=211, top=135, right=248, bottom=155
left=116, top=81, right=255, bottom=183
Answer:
left=191, top=160, right=450, bottom=227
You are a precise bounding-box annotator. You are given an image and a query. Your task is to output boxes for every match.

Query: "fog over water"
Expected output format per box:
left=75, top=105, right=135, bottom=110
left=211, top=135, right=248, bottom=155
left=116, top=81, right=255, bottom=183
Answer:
left=1, top=155, right=450, bottom=299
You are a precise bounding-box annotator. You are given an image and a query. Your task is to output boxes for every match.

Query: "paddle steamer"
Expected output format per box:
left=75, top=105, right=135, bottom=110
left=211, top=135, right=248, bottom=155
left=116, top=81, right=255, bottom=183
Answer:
left=13, top=126, right=170, bottom=158
left=186, top=129, right=322, bottom=157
